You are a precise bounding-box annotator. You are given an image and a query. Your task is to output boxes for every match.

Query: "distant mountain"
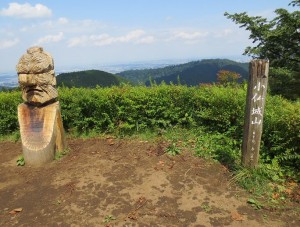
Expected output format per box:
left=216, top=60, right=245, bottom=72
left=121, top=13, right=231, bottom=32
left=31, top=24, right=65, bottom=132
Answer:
left=117, top=59, right=249, bottom=85
left=0, top=86, right=10, bottom=91
left=0, top=86, right=18, bottom=92
left=56, top=70, right=130, bottom=88
left=0, top=73, right=18, bottom=88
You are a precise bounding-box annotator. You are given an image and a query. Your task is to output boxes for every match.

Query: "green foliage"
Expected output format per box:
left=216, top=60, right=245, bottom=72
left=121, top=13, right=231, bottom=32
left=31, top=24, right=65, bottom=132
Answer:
left=193, top=129, right=241, bottom=170
left=0, top=90, right=22, bottom=136
left=200, top=203, right=213, bottom=213
left=57, top=70, right=130, bottom=88
left=217, top=70, right=241, bottom=85
left=16, top=155, right=25, bottom=166
left=118, top=59, right=248, bottom=85
left=58, top=86, right=117, bottom=134
left=247, top=198, right=263, bottom=210
left=230, top=160, right=292, bottom=204
left=195, top=85, right=246, bottom=133
left=269, top=67, right=300, bottom=100
left=103, top=215, right=116, bottom=224
left=118, top=61, right=200, bottom=84
left=225, top=1, right=300, bottom=99
left=262, top=96, right=300, bottom=176
left=55, top=148, right=69, bottom=160
left=166, top=142, right=181, bottom=156
left=224, top=2, right=300, bottom=70
left=0, top=84, right=299, bottom=177
left=59, top=84, right=201, bottom=135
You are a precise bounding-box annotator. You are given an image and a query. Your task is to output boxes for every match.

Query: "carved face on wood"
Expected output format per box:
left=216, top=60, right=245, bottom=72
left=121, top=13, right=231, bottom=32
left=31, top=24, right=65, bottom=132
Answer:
left=16, top=47, right=58, bottom=106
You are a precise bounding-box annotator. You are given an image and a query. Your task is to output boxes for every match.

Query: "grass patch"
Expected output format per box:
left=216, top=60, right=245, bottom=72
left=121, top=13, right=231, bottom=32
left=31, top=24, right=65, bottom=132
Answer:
left=166, top=142, right=181, bottom=156
left=16, top=155, right=25, bottom=166
left=103, top=214, right=116, bottom=224
left=0, top=131, right=20, bottom=142
left=55, top=148, right=70, bottom=161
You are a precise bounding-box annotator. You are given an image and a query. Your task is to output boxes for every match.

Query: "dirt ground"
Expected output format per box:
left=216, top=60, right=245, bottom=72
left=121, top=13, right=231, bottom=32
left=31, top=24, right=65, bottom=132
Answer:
left=0, top=138, right=299, bottom=227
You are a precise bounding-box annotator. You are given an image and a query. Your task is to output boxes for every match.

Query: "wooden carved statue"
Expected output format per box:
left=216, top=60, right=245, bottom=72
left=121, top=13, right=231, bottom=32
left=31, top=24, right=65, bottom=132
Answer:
left=17, top=46, right=66, bottom=166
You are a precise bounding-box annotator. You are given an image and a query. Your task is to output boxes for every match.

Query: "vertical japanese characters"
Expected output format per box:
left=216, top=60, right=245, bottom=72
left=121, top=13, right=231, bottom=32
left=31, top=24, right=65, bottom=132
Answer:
left=242, top=60, right=269, bottom=168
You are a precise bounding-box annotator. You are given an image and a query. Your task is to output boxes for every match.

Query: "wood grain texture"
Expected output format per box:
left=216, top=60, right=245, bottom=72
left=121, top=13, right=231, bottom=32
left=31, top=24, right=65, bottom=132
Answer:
left=18, top=101, right=65, bottom=166
left=17, top=46, right=57, bottom=106
left=17, top=46, right=66, bottom=166
left=242, top=60, right=269, bottom=168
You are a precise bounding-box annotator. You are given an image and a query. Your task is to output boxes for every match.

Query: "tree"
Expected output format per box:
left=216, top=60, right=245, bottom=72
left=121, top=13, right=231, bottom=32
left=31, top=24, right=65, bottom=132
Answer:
left=217, top=70, right=241, bottom=85
left=224, top=0, right=300, bottom=71
left=269, top=67, right=300, bottom=100
left=224, top=0, right=300, bottom=99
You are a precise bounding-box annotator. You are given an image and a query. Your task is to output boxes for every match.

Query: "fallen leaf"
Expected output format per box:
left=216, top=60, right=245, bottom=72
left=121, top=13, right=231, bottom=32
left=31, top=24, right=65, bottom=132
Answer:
left=9, top=208, right=23, bottom=215
left=284, top=188, right=292, bottom=195
left=14, top=208, right=23, bottom=212
left=272, top=193, right=280, bottom=199
left=231, top=211, right=245, bottom=221
left=158, top=161, right=165, bottom=165
left=107, top=138, right=115, bottom=145
left=287, top=181, right=297, bottom=187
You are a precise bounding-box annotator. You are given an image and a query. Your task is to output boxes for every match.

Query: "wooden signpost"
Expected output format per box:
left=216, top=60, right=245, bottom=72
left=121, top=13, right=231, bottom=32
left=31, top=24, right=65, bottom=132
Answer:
left=242, top=59, right=269, bottom=168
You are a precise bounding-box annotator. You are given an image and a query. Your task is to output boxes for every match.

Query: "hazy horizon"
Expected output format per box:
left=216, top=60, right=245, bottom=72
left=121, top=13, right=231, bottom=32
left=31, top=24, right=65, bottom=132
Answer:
left=0, top=54, right=251, bottom=74
left=0, top=0, right=293, bottom=72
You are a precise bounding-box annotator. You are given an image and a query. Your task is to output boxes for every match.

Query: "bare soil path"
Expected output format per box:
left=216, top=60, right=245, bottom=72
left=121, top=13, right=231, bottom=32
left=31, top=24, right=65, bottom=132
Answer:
left=0, top=138, right=299, bottom=226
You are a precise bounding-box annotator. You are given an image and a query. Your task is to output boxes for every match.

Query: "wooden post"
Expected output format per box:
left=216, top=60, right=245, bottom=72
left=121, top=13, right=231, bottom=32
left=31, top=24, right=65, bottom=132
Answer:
left=18, top=102, right=65, bottom=166
left=16, top=46, right=66, bottom=166
left=242, top=59, right=269, bottom=168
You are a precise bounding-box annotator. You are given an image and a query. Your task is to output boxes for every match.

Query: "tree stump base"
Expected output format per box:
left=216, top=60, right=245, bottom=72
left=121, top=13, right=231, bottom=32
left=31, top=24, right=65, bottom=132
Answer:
left=18, top=101, right=65, bottom=166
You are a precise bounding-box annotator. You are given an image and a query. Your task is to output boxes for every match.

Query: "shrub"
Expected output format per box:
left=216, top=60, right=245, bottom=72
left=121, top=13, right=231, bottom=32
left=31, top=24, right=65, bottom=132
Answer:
left=0, top=90, right=21, bottom=135
left=262, top=96, right=300, bottom=174
left=0, top=84, right=299, bottom=174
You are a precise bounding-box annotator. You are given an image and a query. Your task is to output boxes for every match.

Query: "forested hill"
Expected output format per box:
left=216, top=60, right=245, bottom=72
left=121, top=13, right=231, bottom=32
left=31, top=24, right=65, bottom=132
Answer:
left=117, top=59, right=249, bottom=85
left=55, top=59, right=249, bottom=87
left=56, top=70, right=129, bottom=88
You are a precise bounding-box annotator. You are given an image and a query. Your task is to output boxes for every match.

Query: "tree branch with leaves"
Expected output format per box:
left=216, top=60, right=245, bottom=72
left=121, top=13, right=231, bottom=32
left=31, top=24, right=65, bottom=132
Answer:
left=224, top=1, right=300, bottom=71
left=225, top=0, right=300, bottom=99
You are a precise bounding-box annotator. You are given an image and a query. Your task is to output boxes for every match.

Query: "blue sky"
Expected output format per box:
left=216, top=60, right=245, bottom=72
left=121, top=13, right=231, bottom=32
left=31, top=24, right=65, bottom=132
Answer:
left=0, top=0, right=294, bottom=72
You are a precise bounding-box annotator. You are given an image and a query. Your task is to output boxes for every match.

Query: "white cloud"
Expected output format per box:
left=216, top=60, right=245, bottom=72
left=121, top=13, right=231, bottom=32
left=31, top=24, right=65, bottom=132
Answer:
left=91, top=34, right=114, bottom=46
left=0, top=3, right=52, bottom=18
left=0, top=38, right=19, bottom=49
left=36, top=32, right=64, bottom=45
left=163, top=30, right=209, bottom=44
left=119, top=30, right=145, bottom=42
left=68, top=29, right=151, bottom=47
left=173, top=31, right=209, bottom=40
left=136, top=36, right=155, bottom=44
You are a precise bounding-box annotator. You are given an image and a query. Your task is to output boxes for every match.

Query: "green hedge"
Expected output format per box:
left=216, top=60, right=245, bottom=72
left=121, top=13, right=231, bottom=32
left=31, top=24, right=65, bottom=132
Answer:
left=57, top=84, right=248, bottom=134
left=0, top=90, right=21, bottom=135
left=0, top=85, right=248, bottom=135
left=0, top=84, right=299, bottom=170
left=263, top=96, right=300, bottom=168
